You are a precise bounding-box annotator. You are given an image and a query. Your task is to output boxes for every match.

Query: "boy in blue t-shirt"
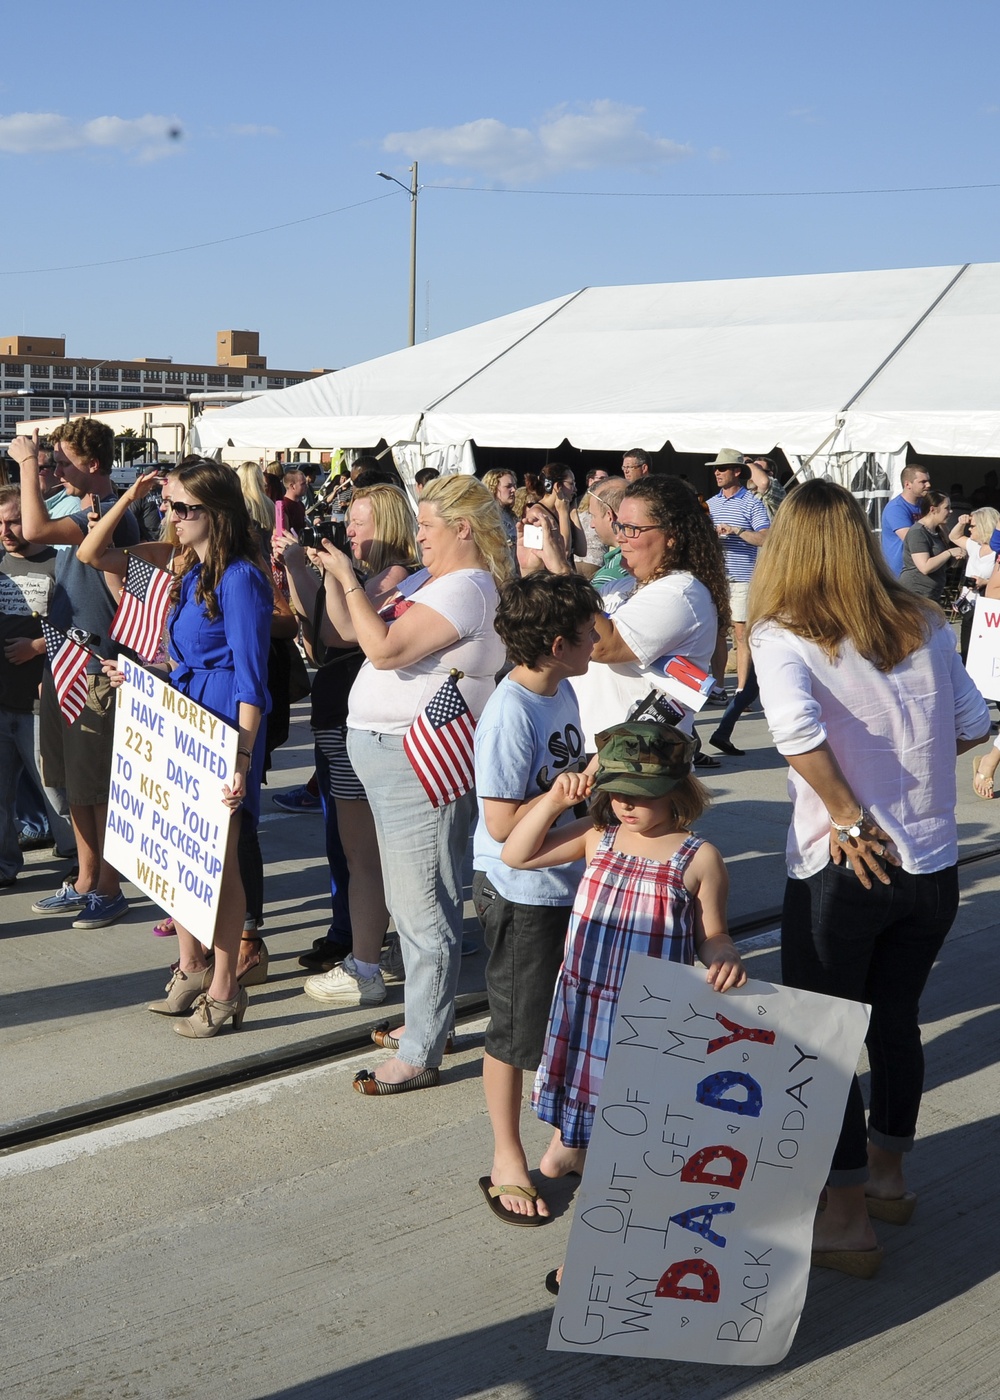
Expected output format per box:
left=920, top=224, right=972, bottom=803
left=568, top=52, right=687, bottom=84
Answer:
left=473, top=571, right=601, bottom=1226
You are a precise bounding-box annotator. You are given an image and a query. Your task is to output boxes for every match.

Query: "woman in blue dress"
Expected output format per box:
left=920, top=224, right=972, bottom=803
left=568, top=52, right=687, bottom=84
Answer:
left=146, top=460, right=272, bottom=1037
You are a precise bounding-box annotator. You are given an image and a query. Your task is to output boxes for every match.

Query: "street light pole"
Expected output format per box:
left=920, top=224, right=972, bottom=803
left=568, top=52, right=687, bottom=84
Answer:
left=407, top=161, right=418, bottom=348
left=377, top=163, right=419, bottom=347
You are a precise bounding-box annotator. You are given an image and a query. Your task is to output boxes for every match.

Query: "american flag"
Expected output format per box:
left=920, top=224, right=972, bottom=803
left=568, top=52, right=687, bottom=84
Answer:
left=403, top=669, right=476, bottom=808
left=110, top=553, right=174, bottom=662
left=41, top=620, right=91, bottom=726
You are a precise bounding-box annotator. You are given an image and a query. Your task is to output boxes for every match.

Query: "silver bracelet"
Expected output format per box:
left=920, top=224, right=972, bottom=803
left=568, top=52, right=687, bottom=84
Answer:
left=343, top=586, right=362, bottom=598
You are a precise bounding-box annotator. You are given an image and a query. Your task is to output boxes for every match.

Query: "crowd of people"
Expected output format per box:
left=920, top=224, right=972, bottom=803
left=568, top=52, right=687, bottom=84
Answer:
left=1, top=424, right=996, bottom=1288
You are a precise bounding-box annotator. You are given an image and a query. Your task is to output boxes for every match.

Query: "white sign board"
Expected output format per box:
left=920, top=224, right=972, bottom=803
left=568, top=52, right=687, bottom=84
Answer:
left=964, top=595, right=1000, bottom=701
left=104, top=657, right=238, bottom=946
left=548, top=958, right=869, bottom=1367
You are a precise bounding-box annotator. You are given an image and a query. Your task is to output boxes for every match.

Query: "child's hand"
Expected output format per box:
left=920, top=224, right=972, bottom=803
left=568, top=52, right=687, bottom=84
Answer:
left=546, top=770, right=592, bottom=810
left=703, top=939, right=747, bottom=993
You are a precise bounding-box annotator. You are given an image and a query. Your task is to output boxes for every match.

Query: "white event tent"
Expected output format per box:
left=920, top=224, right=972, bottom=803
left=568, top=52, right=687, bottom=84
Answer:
left=189, top=262, right=1000, bottom=466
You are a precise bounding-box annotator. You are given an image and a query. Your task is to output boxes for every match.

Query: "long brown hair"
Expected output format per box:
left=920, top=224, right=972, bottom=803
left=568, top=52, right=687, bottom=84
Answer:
left=624, top=476, right=730, bottom=628
left=747, top=478, right=937, bottom=670
left=171, top=459, right=268, bottom=619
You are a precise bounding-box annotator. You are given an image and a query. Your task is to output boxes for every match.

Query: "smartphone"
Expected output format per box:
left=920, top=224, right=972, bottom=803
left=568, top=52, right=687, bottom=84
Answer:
left=275, top=499, right=286, bottom=535
left=523, top=524, right=544, bottom=550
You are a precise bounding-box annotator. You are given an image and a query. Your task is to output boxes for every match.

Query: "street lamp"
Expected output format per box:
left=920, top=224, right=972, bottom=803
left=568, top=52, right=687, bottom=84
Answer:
left=376, top=162, right=418, bottom=348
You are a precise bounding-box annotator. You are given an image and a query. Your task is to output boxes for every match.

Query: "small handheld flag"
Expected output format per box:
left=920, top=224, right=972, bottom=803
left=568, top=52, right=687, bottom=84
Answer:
left=41, top=620, right=91, bottom=726
left=403, top=669, right=476, bottom=808
left=110, top=552, right=173, bottom=662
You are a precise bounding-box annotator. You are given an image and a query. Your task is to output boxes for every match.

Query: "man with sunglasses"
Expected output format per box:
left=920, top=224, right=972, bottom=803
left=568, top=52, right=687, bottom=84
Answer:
left=587, top=477, right=630, bottom=586
left=11, top=420, right=139, bottom=928
left=706, top=449, right=770, bottom=695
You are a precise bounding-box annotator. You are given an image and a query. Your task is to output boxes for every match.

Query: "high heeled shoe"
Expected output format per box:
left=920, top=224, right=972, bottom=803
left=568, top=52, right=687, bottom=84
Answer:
left=237, top=937, right=269, bottom=987
left=173, top=988, right=249, bottom=1038
left=148, top=965, right=212, bottom=1016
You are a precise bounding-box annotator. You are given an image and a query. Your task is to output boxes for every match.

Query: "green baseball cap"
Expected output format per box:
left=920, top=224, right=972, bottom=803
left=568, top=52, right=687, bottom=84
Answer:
left=592, top=722, right=697, bottom=797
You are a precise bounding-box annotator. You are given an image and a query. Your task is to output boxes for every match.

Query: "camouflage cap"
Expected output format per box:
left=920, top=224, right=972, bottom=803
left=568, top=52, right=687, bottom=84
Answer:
left=591, top=722, right=697, bottom=797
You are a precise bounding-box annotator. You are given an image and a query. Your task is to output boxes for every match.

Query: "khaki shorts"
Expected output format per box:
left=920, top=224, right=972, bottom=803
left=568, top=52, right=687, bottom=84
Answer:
left=728, top=578, right=751, bottom=624
left=40, top=671, right=117, bottom=807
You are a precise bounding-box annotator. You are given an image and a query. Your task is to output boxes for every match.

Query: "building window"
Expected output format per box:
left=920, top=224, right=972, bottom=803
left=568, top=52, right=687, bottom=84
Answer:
left=31, top=365, right=50, bottom=377
left=52, top=382, right=73, bottom=392
left=99, top=401, right=118, bottom=412
left=75, top=400, right=89, bottom=411
left=100, top=370, right=119, bottom=382
left=4, top=363, right=24, bottom=376
left=227, top=374, right=244, bottom=387
left=2, top=379, right=24, bottom=390
left=165, top=371, right=184, bottom=384
left=143, top=370, right=162, bottom=383
left=267, top=378, right=285, bottom=389
left=30, top=399, right=51, bottom=409
left=207, top=373, right=224, bottom=386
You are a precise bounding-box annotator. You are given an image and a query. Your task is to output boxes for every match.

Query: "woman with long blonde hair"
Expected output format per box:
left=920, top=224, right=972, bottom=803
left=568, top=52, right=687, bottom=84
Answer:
left=749, top=478, right=989, bottom=1277
left=318, top=474, right=510, bottom=1093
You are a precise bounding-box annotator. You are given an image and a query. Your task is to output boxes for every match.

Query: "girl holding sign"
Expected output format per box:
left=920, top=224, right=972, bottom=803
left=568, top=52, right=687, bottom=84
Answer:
left=104, top=461, right=273, bottom=1037
left=750, top=479, right=989, bottom=1277
left=502, top=720, right=745, bottom=1288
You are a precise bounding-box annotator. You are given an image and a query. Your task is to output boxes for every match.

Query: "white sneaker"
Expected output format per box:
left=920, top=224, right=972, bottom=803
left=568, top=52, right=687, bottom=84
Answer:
left=303, top=954, right=387, bottom=1006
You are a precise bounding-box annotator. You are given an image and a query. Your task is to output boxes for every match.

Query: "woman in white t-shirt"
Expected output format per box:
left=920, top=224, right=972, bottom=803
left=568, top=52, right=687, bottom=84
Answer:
left=958, top=506, right=999, bottom=662
left=320, top=475, right=511, bottom=1094
left=570, top=476, right=729, bottom=750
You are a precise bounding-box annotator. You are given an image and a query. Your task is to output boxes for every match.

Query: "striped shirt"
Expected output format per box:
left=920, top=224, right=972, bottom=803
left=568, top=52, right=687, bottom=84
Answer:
left=707, top=486, right=770, bottom=582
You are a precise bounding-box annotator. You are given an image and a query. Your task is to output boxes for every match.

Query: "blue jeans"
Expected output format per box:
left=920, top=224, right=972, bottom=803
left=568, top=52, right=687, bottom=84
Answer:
left=0, top=709, right=63, bottom=878
left=782, top=860, right=959, bottom=1187
left=712, top=664, right=760, bottom=744
left=348, top=728, right=473, bottom=1068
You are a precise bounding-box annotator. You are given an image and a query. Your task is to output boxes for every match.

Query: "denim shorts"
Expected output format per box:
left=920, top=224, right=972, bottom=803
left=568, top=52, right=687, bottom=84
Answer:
left=473, top=870, right=571, bottom=1071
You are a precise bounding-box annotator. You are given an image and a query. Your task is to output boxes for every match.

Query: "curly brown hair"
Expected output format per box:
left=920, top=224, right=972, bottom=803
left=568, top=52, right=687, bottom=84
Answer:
left=50, top=418, right=115, bottom=473
left=623, top=476, right=731, bottom=629
left=170, top=459, right=268, bottom=620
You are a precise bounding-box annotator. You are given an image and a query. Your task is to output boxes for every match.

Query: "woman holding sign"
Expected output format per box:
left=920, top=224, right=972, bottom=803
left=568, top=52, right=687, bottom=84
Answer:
left=104, top=460, right=273, bottom=1037
left=750, top=480, right=989, bottom=1277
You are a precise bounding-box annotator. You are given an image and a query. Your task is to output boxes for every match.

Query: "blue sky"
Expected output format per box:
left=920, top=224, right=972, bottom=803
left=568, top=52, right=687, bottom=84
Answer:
left=2, top=0, right=998, bottom=372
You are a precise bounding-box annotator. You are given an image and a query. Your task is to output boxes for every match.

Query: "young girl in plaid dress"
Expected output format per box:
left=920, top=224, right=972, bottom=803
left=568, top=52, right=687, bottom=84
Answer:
left=502, top=722, right=746, bottom=1181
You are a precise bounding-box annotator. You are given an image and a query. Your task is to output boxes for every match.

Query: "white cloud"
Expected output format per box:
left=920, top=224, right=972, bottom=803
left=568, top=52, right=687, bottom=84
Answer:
left=383, top=101, right=692, bottom=182
left=0, top=112, right=183, bottom=160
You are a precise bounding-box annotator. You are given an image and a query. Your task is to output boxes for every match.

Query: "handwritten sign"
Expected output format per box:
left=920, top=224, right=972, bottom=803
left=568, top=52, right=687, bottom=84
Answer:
left=104, top=657, right=238, bottom=946
left=548, top=958, right=869, bottom=1367
left=964, top=596, right=1000, bottom=701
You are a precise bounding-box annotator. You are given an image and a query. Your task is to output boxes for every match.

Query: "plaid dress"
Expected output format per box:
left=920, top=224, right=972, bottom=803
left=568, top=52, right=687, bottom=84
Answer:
left=533, top=828, right=701, bottom=1148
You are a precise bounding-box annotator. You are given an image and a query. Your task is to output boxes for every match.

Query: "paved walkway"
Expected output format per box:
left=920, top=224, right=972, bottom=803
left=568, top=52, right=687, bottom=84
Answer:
left=1, top=702, right=999, bottom=1397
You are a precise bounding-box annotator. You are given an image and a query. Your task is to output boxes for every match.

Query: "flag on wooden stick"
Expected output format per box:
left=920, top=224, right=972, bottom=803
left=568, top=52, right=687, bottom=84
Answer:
left=110, top=552, right=173, bottom=662
left=403, top=668, right=476, bottom=808
left=41, top=620, right=91, bottom=725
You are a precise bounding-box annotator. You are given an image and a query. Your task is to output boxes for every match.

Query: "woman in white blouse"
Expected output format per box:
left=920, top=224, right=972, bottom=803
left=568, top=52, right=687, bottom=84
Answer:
left=750, top=480, right=989, bottom=1279
left=958, top=506, right=999, bottom=662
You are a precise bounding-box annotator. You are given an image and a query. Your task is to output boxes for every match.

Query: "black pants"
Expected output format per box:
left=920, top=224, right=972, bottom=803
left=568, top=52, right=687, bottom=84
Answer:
left=782, top=860, right=959, bottom=1187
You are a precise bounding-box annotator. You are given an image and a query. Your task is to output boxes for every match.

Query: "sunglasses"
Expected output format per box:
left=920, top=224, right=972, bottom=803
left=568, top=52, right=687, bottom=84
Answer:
left=169, top=501, right=208, bottom=520
left=611, top=520, right=662, bottom=539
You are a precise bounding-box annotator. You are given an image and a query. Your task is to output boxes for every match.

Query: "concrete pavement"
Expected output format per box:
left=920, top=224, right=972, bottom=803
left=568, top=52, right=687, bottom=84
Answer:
left=1, top=700, right=999, bottom=1397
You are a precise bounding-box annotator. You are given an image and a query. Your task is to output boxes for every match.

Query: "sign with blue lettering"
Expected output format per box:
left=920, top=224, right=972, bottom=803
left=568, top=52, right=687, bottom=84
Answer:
left=548, top=958, right=869, bottom=1365
left=103, top=658, right=238, bottom=946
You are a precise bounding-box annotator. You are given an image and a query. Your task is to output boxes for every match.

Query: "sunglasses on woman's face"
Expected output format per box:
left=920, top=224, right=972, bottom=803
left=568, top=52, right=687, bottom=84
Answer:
left=169, top=501, right=208, bottom=520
